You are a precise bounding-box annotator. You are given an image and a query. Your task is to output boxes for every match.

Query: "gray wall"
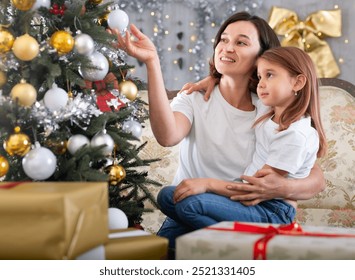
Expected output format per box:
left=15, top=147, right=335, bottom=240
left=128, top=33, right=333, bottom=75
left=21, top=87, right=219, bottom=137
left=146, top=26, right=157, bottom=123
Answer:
left=122, top=0, right=354, bottom=90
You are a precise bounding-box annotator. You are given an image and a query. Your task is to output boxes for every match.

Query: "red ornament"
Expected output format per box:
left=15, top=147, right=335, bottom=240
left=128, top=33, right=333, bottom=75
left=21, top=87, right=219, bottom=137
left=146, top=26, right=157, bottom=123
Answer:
left=96, top=91, right=125, bottom=112
left=49, top=3, right=67, bottom=15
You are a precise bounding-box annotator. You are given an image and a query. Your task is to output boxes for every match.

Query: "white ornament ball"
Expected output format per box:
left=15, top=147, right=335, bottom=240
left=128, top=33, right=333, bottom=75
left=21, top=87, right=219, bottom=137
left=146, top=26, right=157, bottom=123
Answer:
left=122, top=120, right=142, bottom=138
left=107, top=9, right=129, bottom=32
left=31, top=0, right=51, bottom=10
left=43, top=83, right=68, bottom=112
left=108, top=207, right=128, bottom=230
left=74, top=33, right=95, bottom=56
left=22, top=142, right=57, bottom=180
left=79, top=51, right=109, bottom=81
left=90, top=131, right=115, bottom=156
left=67, top=134, right=90, bottom=155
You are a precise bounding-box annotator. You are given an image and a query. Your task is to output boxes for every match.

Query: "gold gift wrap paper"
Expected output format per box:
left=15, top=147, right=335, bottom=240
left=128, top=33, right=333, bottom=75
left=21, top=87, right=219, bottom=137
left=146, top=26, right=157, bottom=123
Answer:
left=105, top=228, right=168, bottom=260
left=0, top=182, right=109, bottom=260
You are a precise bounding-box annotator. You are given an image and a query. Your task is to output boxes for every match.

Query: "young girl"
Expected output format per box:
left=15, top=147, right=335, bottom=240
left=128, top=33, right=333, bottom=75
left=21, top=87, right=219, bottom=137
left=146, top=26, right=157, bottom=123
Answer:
left=244, top=46, right=327, bottom=181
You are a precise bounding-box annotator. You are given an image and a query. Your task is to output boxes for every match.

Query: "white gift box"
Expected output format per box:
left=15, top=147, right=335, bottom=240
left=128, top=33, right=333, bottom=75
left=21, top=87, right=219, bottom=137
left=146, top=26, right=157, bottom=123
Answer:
left=176, top=221, right=355, bottom=260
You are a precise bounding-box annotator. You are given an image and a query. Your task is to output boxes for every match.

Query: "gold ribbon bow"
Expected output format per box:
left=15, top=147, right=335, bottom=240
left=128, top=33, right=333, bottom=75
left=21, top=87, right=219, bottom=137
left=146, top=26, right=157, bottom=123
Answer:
left=268, top=6, right=342, bottom=78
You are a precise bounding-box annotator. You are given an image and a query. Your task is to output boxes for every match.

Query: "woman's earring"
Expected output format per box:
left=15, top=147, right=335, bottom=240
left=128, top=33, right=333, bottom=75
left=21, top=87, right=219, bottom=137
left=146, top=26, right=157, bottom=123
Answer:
left=294, top=91, right=298, bottom=96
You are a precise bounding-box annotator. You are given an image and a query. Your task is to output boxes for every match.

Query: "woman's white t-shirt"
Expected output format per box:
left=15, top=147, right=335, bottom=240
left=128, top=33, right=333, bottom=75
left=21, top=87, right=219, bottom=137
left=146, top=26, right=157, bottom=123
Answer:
left=170, top=85, right=268, bottom=185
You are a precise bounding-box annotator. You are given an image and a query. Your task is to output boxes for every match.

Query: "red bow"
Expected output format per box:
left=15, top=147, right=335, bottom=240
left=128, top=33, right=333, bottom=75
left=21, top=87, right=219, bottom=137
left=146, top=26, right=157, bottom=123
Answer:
left=208, top=222, right=355, bottom=259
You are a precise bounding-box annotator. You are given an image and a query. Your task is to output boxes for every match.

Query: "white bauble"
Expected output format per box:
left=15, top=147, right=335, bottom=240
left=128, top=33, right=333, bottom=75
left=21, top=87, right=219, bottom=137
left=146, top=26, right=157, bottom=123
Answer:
left=90, top=130, right=114, bottom=156
left=43, top=83, right=68, bottom=112
left=122, top=119, right=142, bottom=138
left=67, top=134, right=90, bottom=155
left=22, top=142, right=57, bottom=180
left=107, top=9, right=129, bottom=32
left=108, top=207, right=128, bottom=230
left=31, top=0, right=51, bottom=10
left=74, top=33, right=95, bottom=56
left=79, top=51, right=109, bottom=81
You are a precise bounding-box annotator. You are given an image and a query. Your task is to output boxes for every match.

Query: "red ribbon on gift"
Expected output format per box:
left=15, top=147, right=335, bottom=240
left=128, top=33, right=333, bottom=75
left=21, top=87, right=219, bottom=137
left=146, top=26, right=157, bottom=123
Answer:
left=0, top=182, right=24, bottom=189
left=208, top=222, right=355, bottom=260
left=84, top=72, right=125, bottom=112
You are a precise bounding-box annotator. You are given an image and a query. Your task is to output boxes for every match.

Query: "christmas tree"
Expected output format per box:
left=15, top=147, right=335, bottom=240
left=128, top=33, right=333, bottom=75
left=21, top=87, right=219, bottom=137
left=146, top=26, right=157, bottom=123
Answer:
left=0, top=0, right=161, bottom=226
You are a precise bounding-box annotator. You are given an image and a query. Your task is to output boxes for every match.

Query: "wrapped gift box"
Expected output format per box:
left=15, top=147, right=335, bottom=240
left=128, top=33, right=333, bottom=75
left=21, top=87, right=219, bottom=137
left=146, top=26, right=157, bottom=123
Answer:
left=0, top=182, right=109, bottom=260
left=104, top=228, right=168, bottom=260
left=176, top=221, right=355, bottom=260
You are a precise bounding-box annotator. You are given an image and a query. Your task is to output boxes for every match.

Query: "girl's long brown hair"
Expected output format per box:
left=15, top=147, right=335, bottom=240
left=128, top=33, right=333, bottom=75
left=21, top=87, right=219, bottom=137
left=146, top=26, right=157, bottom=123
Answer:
left=254, top=46, right=327, bottom=157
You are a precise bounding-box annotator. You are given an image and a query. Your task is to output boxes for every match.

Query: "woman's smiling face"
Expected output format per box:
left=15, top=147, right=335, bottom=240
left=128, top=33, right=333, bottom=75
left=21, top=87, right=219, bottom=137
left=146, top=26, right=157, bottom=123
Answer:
left=214, top=20, right=261, bottom=78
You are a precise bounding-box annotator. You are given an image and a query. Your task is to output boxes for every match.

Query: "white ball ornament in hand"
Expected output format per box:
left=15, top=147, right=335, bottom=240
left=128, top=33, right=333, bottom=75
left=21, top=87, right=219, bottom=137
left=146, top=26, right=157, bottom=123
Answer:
left=67, top=134, right=90, bottom=155
left=107, top=9, right=129, bottom=32
left=108, top=207, right=128, bottom=230
left=43, top=83, right=68, bottom=112
left=22, top=142, right=57, bottom=180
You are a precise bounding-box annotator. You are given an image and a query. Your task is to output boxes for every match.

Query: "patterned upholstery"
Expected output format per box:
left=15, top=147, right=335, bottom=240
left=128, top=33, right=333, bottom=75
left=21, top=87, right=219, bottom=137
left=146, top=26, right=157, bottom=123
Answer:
left=140, top=78, right=355, bottom=233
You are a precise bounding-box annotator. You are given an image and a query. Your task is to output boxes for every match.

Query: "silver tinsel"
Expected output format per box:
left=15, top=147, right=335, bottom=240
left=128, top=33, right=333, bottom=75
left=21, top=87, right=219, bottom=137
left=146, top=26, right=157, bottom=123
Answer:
left=31, top=91, right=102, bottom=135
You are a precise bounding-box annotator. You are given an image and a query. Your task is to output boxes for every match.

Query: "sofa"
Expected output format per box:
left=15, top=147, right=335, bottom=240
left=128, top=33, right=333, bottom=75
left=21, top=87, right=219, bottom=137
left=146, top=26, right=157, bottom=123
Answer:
left=139, top=78, right=355, bottom=233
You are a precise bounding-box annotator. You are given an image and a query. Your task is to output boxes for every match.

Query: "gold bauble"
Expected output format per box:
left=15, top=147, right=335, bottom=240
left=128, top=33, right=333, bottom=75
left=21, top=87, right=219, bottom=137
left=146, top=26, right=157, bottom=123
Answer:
left=97, top=13, right=109, bottom=26
left=10, top=79, right=37, bottom=107
left=3, top=126, right=31, bottom=156
left=45, top=139, right=67, bottom=155
left=105, top=164, right=126, bottom=186
left=12, top=34, right=39, bottom=61
left=11, top=0, right=35, bottom=11
left=90, top=0, right=103, bottom=4
left=0, top=29, right=15, bottom=53
left=119, top=80, right=138, bottom=101
left=0, top=155, right=9, bottom=177
left=50, top=30, right=75, bottom=55
left=0, top=71, right=7, bottom=88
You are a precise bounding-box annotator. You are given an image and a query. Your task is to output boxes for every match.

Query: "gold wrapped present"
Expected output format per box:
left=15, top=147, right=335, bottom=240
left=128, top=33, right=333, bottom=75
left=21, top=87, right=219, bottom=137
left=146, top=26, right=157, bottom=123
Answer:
left=0, top=182, right=109, bottom=260
left=105, top=228, right=168, bottom=260
left=176, top=221, right=355, bottom=260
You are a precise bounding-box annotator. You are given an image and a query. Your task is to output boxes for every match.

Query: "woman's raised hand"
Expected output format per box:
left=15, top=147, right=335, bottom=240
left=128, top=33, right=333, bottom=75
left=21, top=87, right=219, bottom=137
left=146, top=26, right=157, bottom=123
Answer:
left=179, top=76, right=218, bottom=101
left=109, top=24, right=158, bottom=64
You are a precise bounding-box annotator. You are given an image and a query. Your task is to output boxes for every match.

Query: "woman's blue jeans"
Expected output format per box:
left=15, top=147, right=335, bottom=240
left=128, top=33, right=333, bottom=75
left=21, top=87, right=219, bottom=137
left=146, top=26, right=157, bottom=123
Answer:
left=157, top=186, right=296, bottom=249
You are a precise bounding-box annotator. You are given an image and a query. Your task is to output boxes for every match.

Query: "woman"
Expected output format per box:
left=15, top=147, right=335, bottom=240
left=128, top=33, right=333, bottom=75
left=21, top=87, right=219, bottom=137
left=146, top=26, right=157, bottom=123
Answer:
left=112, top=12, right=325, bottom=250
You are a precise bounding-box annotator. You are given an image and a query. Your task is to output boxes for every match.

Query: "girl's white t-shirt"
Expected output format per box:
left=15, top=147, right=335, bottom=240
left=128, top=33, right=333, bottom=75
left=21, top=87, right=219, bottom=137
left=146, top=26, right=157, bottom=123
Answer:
left=244, top=107, right=319, bottom=179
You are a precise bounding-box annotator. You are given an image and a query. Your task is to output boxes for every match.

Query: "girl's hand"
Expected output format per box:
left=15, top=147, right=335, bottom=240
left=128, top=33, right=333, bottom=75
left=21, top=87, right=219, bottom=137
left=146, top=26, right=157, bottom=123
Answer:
left=173, top=178, right=209, bottom=203
left=179, top=76, right=218, bottom=101
left=109, top=24, right=158, bottom=64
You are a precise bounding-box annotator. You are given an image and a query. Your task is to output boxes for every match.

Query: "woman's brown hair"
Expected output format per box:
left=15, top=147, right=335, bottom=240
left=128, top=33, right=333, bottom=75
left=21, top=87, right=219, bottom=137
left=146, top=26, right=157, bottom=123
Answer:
left=254, top=46, right=327, bottom=157
left=209, top=11, right=281, bottom=93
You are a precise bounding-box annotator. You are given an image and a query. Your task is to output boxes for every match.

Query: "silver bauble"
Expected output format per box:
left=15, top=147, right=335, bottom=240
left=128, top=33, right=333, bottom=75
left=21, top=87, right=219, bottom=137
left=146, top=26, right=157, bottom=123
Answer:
left=22, top=142, right=57, bottom=180
left=67, top=134, right=90, bottom=155
left=90, top=130, right=115, bottom=156
left=122, top=119, right=142, bottom=139
left=43, top=83, right=68, bottom=112
left=74, top=33, right=95, bottom=56
left=79, top=51, right=109, bottom=81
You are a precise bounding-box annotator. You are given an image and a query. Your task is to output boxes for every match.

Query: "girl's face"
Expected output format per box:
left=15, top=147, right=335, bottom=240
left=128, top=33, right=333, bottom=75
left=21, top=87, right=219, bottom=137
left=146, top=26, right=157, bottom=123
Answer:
left=214, top=21, right=261, bottom=78
left=256, top=58, right=298, bottom=110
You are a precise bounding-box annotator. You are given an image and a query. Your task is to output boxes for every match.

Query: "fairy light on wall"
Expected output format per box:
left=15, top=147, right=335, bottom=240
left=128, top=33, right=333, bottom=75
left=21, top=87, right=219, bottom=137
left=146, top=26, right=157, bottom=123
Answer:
left=117, top=0, right=266, bottom=88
